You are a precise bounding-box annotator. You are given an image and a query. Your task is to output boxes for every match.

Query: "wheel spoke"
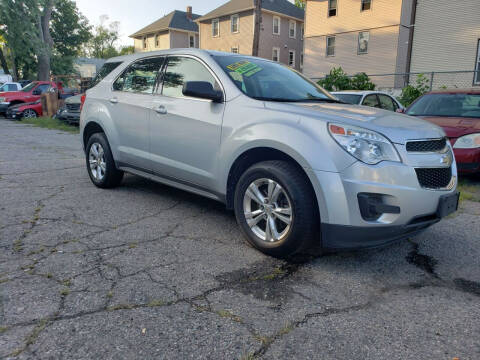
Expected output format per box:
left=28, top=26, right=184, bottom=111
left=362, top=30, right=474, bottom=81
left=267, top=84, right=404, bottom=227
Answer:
left=265, top=217, right=272, bottom=241
left=246, top=183, right=265, bottom=205
left=245, top=209, right=264, bottom=227
left=273, top=210, right=292, bottom=225
left=267, top=216, right=279, bottom=242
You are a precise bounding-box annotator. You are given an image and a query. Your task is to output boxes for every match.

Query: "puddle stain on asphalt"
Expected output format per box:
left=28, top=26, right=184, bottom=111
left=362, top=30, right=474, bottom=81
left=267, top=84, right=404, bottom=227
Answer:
left=454, top=278, right=480, bottom=297
left=406, top=242, right=438, bottom=275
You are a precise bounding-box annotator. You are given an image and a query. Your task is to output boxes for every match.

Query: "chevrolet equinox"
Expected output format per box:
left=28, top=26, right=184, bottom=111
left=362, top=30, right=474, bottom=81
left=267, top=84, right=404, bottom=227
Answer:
left=80, top=49, right=459, bottom=257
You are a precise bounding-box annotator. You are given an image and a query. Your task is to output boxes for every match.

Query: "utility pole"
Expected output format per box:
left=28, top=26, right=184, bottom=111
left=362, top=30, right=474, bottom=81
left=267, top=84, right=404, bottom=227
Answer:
left=252, top=0, right=262, bottom=56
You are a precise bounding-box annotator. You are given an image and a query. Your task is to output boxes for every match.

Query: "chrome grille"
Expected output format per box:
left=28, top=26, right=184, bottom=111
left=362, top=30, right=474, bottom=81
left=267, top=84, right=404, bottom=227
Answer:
left=66, top=103, right=81, bottom=112
left=406, top=138, right=447, bottom=152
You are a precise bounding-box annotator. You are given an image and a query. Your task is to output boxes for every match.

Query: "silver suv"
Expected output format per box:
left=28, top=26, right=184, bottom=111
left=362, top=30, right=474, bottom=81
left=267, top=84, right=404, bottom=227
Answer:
left=80, top=49, right=459, bottom=257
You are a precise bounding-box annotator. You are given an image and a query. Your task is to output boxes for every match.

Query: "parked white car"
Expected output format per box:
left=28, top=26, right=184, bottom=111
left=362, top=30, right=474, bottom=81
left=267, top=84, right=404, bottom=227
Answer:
left=0, top=82, right=22, bottom=92
left=332, top=91, right=404, bottom=112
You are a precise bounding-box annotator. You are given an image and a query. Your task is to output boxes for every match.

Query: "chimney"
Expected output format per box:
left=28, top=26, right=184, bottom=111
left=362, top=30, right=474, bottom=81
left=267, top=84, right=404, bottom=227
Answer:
left=186, top=6, right=192, bottom=20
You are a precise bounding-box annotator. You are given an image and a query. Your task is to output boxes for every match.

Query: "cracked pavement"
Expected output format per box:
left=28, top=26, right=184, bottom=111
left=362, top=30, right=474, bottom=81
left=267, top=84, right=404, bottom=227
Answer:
left=0, top=118, right=479, bottom=359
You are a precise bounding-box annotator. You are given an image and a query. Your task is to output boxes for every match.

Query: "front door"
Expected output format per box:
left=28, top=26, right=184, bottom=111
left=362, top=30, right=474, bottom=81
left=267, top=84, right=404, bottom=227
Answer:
left=149, top=55, right=225, bottom=189
left=109, top=56, right=165, bottom=170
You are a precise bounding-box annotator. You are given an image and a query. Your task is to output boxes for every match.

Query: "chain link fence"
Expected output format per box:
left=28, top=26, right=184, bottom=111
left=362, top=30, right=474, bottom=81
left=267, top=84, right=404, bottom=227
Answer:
left=312, top=70, right=480, bottom=95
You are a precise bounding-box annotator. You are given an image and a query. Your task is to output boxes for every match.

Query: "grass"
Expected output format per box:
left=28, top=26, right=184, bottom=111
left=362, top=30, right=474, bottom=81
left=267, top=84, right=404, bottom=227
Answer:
left=458, top=177, right=480, bottom=203
left=20, top=116, right=79, bottom=134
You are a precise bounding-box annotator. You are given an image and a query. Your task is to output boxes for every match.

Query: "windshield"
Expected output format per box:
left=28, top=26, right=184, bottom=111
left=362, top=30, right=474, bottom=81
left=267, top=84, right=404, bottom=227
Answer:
left=213, top=55, right=338, bottom=102
left=21, top=82, right=38, bottom=92
left=89, top=61, right=123, bottom=89
left=333, top=93, right=362, bottom=104
left=407, top=93, right=480, bottom=118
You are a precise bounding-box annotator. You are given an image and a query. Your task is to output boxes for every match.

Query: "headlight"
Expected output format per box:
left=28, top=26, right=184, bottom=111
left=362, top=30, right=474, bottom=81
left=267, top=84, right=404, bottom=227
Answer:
left=328, top=123, right=401, bottom=165
left=0, top=97, right=6, bottom=102
left=453, top=133, right=480, bottom=149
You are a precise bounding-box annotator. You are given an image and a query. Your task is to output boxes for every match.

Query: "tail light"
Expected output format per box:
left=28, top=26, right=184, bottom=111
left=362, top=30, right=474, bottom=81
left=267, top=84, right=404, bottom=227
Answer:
left=80, top=94, right=86, bottom=111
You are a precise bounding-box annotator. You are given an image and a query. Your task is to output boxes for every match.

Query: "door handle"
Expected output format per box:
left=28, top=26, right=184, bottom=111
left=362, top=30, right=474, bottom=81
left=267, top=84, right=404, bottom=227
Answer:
left=109, top=97, right=118, bottom=104
left=155, top=105, right=167, bottom=115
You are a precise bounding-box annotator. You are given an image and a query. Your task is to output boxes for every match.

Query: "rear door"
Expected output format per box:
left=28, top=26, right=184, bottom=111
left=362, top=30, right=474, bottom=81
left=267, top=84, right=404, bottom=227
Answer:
left=109, top=56, right=165, bottom=170
left=149, top=55, right=225, bottom=189
left=362, top=94, right=381, bottom=108
left=378, top=94, right=398, bottom=112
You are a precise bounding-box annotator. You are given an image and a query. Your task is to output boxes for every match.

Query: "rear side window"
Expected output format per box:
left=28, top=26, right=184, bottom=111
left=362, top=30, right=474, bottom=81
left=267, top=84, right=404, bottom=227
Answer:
left=90, top=61, right=123, bottom=89
left=363, top=94, right=380, bottom=108
left=161, top=56, right=219, bottom=98
left=378, top=94, right=396, bottom=111
left=113, top=57, right=165, bottom=94
left=36, top=84, right=51, bottom=94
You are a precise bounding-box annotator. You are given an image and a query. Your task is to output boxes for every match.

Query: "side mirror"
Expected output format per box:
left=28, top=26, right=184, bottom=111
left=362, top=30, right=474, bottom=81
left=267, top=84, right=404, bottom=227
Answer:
left=182, top=81, right=223, bottom=103
left=32, top=89, right=41, bottom=95
left=396, top=108, right=405, bottom=113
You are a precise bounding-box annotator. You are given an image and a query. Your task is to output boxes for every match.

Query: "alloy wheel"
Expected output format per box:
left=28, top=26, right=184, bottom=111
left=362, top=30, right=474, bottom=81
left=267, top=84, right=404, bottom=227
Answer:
left=22, top=109, right=37, bottom=118
left=243, top=178, right=293, bottom=243
left=89, top=142, right=106, bottom=181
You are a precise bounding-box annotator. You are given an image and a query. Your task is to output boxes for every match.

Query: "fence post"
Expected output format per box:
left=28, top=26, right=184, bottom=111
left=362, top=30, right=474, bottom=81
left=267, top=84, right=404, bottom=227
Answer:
left=430, top=72, right=434, bottom=91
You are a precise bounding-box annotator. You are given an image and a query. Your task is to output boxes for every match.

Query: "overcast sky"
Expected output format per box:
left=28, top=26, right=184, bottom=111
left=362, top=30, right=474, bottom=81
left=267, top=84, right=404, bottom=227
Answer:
left=75, top=0, right=295, bottom=46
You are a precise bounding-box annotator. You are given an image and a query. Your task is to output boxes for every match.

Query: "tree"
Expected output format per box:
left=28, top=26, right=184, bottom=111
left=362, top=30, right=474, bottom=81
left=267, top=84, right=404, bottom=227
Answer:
left=252, top=0, right=262, bottom=56
left=294, top=0, right=305, bottom=9
left=51, top=0, right=91, bottom=74
left=85, top=16, right=121, bottom=59
left=0, top=35, right=10, bottom=75
left=0, top=0, right=91, bottom=80
left=119, top=46, right=135, bottom=56
left=350, top=72, right=376, bottom=91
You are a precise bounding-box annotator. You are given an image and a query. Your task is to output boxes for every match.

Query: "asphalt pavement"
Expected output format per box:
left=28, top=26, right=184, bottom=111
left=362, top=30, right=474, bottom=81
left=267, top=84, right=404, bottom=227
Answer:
left=0, top=118, right=479, bottom=359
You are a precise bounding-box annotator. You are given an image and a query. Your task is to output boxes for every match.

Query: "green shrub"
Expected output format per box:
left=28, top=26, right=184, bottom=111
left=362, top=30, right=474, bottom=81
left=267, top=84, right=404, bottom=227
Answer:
left=317, top=67, right=376, bottom=91
left=398, top=73, right=430, bottom=107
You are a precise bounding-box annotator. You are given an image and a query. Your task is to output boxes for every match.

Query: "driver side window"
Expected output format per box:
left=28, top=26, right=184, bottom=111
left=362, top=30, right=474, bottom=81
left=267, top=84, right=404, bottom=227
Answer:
left=113, top=57, right=165, bottom=94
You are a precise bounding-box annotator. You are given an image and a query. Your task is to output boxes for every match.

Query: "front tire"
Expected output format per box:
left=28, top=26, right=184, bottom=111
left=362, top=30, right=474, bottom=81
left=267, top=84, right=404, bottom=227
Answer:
left=85, top=133, right=123, bottom=188
left=22, top=109, right=37, bottom=119
left=234, top=160, right=319, bottom=258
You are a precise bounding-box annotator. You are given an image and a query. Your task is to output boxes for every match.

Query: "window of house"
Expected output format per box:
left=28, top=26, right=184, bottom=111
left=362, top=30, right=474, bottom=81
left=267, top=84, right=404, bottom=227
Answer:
left=162, top=56, right=220, bottom=98
left=113, top=57, right=165, bottom=94
left=231, top=47, right=239, bottom=54
left=155, top=34, right=159, bottom=47
left=300, top=52, right=304, bottom=68
left=328, top=0, right=337, bottom=17
left=143, top=37, right=147, bottom=49
left=289, top=21, right=296, bottom=38
left=361, top=0, right=371, bottom=11
left=301, top=24, right=304, bottom=40
left=289, top=50, right=296, bottom=67
left=231, top=14, right=239, bottom=33
left=326, top=36, right=335, bottom=56
left=272, top=47, right=280, bottom=62
left=358, top=31, right=369, bottom=54
left=212, top=19, right=220, bottom=37
left=189, top=34, right=195, bottom=48
left=475, top=39, right=480, bottom=85
left=273, top=16, right=280, bottom=35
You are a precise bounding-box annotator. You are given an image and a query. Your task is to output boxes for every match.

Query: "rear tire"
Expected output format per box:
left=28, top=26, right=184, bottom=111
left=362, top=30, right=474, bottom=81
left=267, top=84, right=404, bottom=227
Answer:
left=22, top=109, right=37, bottom=119
left=85, top=133, right=123, bottom=188
left=234, top=160, right=319, bottom=258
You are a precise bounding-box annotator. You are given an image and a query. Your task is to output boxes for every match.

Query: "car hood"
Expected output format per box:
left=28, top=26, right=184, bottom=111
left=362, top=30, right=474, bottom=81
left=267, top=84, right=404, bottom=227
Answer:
left=416, top=116, right=480, bottom=139
left=266, top=102, right=445, bottom=144
left=65, top=94, right=82, bottom=104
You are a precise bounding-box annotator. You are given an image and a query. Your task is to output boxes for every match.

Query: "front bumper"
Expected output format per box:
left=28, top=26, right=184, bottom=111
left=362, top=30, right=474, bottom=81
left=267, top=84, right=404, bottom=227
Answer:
left=454, top=148, right=480, bottom=174
left=0, top=103, right=10, bottom=114
left=307, top=145, right=458, bottom=250
left=6, top=108, right=21, bottom=119
left=57, top=110, right=80, bottom=124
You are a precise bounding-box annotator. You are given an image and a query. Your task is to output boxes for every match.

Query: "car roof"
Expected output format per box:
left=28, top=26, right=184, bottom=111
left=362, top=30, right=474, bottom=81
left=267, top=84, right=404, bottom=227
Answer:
left=105, top=48, right=265, bottom=64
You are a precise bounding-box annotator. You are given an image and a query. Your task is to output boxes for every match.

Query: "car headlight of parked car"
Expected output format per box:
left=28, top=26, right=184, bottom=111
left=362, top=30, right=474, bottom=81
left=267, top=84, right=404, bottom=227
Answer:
left=328, top=123, right=401, bottom=165
left=453, top=133, right=480, bottom=149
left=0, top=97, right=7, bottom=103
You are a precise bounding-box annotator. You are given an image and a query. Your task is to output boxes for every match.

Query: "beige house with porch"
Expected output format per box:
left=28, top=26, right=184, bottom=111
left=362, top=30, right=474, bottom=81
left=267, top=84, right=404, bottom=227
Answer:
left=130, top=7, right=200, bottom=52
left=196, top=0, right=305, bottom=71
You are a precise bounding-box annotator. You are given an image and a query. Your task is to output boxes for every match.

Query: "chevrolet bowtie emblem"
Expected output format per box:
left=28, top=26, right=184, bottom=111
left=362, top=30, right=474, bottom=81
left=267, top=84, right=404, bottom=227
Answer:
left=440, top=153, right=452, bottom=166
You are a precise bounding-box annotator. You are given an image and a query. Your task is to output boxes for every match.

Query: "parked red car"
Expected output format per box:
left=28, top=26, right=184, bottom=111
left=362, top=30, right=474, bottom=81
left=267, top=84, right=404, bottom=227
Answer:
left=5, top=100, right=43, bottom=119
left=406, top=89, right=480, bottom=174
left=0, top=81, right=64, bottom=114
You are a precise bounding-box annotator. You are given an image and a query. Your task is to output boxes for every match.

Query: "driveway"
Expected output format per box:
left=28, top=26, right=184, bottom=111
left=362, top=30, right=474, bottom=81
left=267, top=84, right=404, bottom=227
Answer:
left=1, top=118, right=479, bottom=359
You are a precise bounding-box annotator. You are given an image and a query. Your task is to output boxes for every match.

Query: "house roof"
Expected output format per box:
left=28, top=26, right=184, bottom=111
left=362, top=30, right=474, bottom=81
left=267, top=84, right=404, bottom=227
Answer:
left=197, top=0, right=304, bottom=22
left=130, top=10, right=201, bottom=38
